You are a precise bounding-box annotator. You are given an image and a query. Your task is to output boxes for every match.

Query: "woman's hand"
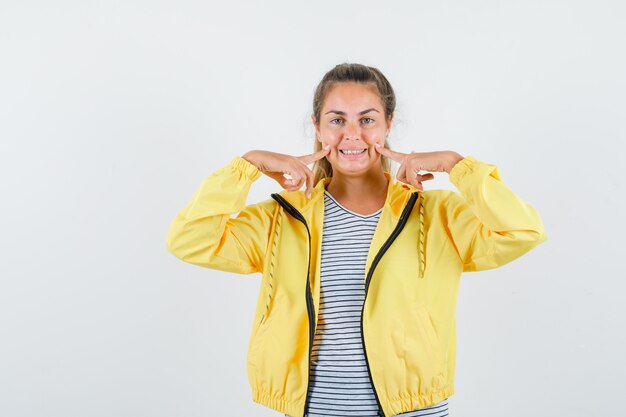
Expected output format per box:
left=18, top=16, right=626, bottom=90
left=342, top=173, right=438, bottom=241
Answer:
left=242, top=146, right=331, bottom=198
left=374, top=144, right=464, bottom=190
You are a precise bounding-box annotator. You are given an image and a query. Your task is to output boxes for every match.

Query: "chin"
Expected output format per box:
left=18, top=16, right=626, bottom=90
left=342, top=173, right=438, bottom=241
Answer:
left=330, top=161, right=381, bottom=177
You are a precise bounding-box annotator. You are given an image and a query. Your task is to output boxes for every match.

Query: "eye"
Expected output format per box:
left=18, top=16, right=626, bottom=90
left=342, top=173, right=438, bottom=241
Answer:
left=330, top=118, right=344, bottom=125
left=362, top=117, right=375, bottom=124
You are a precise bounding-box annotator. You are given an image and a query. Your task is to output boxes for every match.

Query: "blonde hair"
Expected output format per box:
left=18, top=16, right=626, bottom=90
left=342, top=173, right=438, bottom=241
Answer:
left=311, top=63, right=396, bottom=184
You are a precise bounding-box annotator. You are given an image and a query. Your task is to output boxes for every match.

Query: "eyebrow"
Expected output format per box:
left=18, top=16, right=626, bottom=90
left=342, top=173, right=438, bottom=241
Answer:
left=324, top=108, right=380, bottom=116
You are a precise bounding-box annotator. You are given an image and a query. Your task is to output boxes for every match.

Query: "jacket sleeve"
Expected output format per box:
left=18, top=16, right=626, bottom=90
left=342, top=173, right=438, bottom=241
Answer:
left=444, top=155, right=547, bottom=272
left=165, top=156, right=276, bottom=274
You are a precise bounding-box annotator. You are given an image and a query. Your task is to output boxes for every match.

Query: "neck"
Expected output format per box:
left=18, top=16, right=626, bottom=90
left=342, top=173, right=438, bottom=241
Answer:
left=325, top=167, right=389, bottom=202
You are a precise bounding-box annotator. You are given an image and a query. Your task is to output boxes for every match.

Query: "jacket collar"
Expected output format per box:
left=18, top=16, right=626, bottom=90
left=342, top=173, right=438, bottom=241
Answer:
left=274, top=171, right=419, bottom=220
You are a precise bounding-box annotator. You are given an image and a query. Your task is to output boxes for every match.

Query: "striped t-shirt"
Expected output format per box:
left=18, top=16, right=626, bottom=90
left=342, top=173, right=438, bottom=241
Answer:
left=285, top=190, right=449, bottom=417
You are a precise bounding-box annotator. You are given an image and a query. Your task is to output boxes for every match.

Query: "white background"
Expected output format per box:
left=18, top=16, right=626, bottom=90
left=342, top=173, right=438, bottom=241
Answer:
left=1, top=1, right=624, bottom=416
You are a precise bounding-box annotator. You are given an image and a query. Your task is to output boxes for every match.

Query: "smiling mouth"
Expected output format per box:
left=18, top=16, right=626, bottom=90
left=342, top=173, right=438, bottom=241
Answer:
left=339, top=149, right=367, bottom=155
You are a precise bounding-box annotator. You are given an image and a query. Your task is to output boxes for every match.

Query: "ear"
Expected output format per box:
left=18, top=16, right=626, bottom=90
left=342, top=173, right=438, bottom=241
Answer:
left=386, top=113, right=394, bottom=137
left=311, top=114, right=321, bottom=142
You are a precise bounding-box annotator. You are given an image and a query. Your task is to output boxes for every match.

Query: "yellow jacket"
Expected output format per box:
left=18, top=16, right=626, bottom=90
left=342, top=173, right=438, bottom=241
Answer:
left=166, top=155, right=547, bottom=417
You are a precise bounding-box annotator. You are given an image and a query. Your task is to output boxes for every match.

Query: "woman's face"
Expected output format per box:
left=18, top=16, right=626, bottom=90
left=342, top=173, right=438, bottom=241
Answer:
left=314, top=82, right=392, bottom=177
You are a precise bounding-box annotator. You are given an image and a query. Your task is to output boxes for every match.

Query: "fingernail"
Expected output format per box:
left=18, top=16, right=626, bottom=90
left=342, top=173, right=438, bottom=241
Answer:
left=324, top=145, right=330, bottom=151
left=375, top=143, right=381, bottom=148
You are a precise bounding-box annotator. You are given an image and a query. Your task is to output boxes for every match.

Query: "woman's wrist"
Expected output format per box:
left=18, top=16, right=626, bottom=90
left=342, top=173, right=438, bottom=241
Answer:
left=241, top=150, right=261, bottom=168
left=445, top=151, right=465, bottom=173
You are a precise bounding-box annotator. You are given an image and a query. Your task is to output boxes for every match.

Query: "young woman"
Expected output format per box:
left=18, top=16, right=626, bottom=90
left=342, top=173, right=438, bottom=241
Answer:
left=166, top=63, right=547, bottom=417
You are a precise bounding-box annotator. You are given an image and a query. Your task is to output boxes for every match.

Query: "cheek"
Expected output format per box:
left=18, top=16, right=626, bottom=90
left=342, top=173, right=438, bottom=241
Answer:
left=362, top=128, right=384, bottom=139
left=319, top=132, right=341, bottom=146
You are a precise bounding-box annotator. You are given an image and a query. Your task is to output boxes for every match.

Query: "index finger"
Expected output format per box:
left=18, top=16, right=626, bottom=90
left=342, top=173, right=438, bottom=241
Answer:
left=298, top=146, right=331, bottom=165
left=375, top=144, right=406, bottom=163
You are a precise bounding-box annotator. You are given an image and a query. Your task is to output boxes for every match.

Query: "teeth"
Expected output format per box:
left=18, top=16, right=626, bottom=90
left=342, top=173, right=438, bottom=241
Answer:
left=341, top=149, right=366, bottom=155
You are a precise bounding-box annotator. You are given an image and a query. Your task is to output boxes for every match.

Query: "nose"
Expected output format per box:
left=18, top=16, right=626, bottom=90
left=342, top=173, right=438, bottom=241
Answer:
left=343, top=120, right=362, bottom=140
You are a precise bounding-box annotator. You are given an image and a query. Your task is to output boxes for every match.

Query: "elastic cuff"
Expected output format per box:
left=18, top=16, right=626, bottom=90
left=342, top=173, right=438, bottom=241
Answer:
left=231, top=156, right=262, bottom=181
left=449, top=155, right=478, bottom=186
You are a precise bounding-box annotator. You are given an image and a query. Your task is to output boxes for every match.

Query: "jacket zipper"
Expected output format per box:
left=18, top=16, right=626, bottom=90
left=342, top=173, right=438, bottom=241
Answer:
left=270, top=193, right=315, bottom=417
left=271, top=191, right=419, bottom=417
left=361, top=191, right=419, bottom=417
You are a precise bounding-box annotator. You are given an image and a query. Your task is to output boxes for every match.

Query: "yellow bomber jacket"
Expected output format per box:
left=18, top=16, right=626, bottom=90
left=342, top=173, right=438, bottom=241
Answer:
left=166, top=155, right=547, bottom=417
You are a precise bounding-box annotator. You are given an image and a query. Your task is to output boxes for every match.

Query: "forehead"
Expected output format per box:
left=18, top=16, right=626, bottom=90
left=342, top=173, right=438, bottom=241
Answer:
left=322, top=82, right=382, bottom=112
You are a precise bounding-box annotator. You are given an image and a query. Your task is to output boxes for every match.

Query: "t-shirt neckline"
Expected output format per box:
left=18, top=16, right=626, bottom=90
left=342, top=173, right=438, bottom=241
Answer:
left=323, top=190, right=383, bottom=218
